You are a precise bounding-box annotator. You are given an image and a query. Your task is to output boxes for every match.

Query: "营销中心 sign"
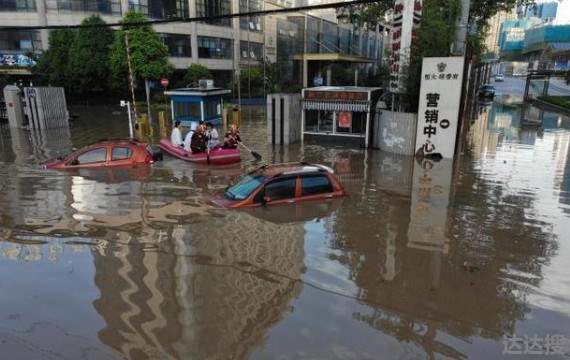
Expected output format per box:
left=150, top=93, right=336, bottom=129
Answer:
left=414, top=56, right=464, bottom=159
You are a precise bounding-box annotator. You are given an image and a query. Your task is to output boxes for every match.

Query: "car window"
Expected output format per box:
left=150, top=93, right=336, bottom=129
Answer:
left=225, top=175, right=267, bottom=200
left=301, top=175, right=333, bottom=196
left=112, top=147, right=132, bottom=161
left=76, top=148, right=106, bottom=164
left=265, top=177, right=296, bottom=201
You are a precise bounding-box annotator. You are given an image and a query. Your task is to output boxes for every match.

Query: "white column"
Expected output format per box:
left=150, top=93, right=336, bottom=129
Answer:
left=364, top=111, right=370, bottom=148
left=36, top=0, right=49, bottom=51
left=189, top=0, right=199, bottom=63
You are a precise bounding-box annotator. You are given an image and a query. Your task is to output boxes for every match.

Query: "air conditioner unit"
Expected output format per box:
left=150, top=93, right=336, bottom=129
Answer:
left=199, top=79, right=214, bottom=88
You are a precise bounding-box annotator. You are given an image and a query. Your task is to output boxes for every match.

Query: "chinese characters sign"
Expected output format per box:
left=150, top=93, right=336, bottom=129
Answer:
left=304, top=91, right=368, bottom=101
left=414, top=57, right=464, bottom=159
left=389, top=0, right=422, bottom=93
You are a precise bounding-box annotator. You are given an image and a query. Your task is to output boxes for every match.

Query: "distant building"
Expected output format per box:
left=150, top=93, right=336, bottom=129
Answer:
left=485, top=9, right=518, bottom=57
left=0, top=0, right=383, bottom=90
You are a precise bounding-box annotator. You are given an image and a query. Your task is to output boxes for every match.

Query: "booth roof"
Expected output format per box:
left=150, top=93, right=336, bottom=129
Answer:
left=165, top=87, right=232, bottom=96
left=304, top=86, right=382, bottom=93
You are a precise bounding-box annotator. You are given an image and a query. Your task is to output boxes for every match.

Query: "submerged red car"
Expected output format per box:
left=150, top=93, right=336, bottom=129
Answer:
left=211, top=162, right=346, bottom=208
left=42, top=139, right=161, bottom=170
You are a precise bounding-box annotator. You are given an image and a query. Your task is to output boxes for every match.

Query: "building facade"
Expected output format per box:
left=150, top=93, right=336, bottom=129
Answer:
left=0, top=0, right=383, bottom=89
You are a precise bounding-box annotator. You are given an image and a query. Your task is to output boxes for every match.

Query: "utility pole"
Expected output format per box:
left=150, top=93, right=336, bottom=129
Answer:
left=125, top=31, right=138, bottom=122
left=453, top=0, right=471, bottom=55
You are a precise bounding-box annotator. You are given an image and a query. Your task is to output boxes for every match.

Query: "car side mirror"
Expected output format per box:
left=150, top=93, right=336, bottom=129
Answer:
left=262, top=196, right=271, bottom=206
left=70, top=159, right=79, bottom=166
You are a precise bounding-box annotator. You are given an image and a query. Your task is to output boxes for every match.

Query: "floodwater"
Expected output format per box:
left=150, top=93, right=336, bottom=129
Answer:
left=1, top=100, right=570, bottom=360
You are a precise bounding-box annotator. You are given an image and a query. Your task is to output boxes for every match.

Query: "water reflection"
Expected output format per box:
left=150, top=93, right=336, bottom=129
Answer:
left=0, top=103, right=570, bottom=359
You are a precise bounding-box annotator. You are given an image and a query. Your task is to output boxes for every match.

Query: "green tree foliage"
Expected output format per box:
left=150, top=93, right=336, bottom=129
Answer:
left=110, top=12, right=173, bottom=91
left=403, top=0, right=461, bottom=110
left=337, top=1, right=395, bottom=28
left=184, top=64, right=212, bottom=86
left=35, top=29, right=76, bottom=87
left=68, top=15, right=114, bottom=93
left=330, top=63, right=355, bottom=86
left=235, top=67, right=265, bottom=97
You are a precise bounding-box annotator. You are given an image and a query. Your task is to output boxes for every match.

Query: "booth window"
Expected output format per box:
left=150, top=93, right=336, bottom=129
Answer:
left=174, top=102, right=201, bottom=119
left=318, top=111, right=333, bottom=133
left=204, top=99, right=220, bottom=118
left=305, top=111, right=318, bottom=132
left=336, top=112, right=366, bottom=134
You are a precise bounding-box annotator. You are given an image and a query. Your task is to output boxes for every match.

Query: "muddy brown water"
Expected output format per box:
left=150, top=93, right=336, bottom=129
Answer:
left=0, top=102, right=569, bottom=359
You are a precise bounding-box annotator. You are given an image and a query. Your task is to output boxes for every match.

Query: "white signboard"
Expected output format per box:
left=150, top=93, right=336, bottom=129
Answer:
left=389, top=0, right=422, bottom=93
left=414, top=56, right=465, bottom=159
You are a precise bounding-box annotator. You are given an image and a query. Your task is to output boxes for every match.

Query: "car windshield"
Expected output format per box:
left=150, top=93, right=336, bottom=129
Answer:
left=225, top=174, right=267, bottom=200
left=482, top=85, right=494, bottom=90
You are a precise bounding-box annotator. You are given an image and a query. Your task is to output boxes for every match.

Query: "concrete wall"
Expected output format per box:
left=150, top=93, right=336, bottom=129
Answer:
left=373, top=109, right=417, bottom=156
left=266, top=93, right=302, bottom=145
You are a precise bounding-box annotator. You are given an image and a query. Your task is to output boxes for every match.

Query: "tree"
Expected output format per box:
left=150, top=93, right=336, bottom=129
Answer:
left=35, top=29, right=76, bottom=87
left=337, top=1, right=394, bottom=28
left=401, top=0, right=461, bottom=110
left=184, top=64, right=212, bottom=86
left=68, top=15, right=114, bottom=94
left=110, top=12, right=173, bottom=89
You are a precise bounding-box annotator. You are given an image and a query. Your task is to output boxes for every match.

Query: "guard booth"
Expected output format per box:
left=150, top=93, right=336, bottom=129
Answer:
left=301, top=86, right=382, bottom=148
left=165, top=82, right=231, bottom=127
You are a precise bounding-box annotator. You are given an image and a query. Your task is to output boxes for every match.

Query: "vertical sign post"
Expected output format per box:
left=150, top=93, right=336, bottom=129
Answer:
left=389, top=0, right=422, bottom=93
left=414, top=57, right=465, bottom=159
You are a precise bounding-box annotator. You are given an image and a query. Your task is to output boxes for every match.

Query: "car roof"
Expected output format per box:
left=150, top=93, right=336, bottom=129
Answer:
left=252, top=162, right=334, bottom=177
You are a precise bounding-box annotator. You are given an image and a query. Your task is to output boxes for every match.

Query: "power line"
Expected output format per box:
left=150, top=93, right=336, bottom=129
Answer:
left=0, top=0, right=384, bottom=31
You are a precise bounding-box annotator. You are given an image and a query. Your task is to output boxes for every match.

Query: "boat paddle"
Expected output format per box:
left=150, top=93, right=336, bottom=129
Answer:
left=238, top=142, right=262, bottom=160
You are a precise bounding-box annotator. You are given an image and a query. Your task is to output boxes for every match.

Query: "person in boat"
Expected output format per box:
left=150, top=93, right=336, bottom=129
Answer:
left=223, top=125, right=241, bottom=149
left=183, top=121, right=198, bottom=152
left=205, top=122, right=220, bottom=149
left=190, top=125, right=207, bottom=153
left=171, top=121, right=183, bottom=147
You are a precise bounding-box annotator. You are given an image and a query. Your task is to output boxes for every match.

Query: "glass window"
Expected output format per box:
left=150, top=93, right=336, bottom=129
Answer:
left=320, top=21, right=338, bottom=53
left=204, top=99, right=220, bottom=118
left=318, top=111, right=333, bottom=133
left=240, top=41, right=263, bottom=60
left=351, top=112, right=365, bottom=134
left=0, top=30, right=41, bottom=51
left=339, top=27, right=351, bottom=55
left=196, top=0, right=231, bottom=26
left=305, top=110, right=318, bottom=132
left=198, top=36, right=233, bottom=59
left=225, top=175, right=267, bottom=200
left=159, top=33, right=191, bottom=57
left=77, top=148, right=106, bottom=164
left=112, top=147, right=132, bottom=161
left=49, top=0, right=121, bottom=15
left=1, top=0, right=36, bottom=11
left=239, top=0, right=262, bottom=31
left=128, top=0, right=187, bottom=19
left=301, top=175, right=333, bottom=196
left=306, top=17, right=320, bottom=53
left=265, top=177, right=296, bottom=201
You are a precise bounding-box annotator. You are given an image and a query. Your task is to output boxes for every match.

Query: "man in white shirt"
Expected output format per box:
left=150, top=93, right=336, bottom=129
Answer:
left=206, top=122, right=219, bottom=149
left=183, top=121, right=198, bottom=152
left=171, top=121, right=183, bottom=147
